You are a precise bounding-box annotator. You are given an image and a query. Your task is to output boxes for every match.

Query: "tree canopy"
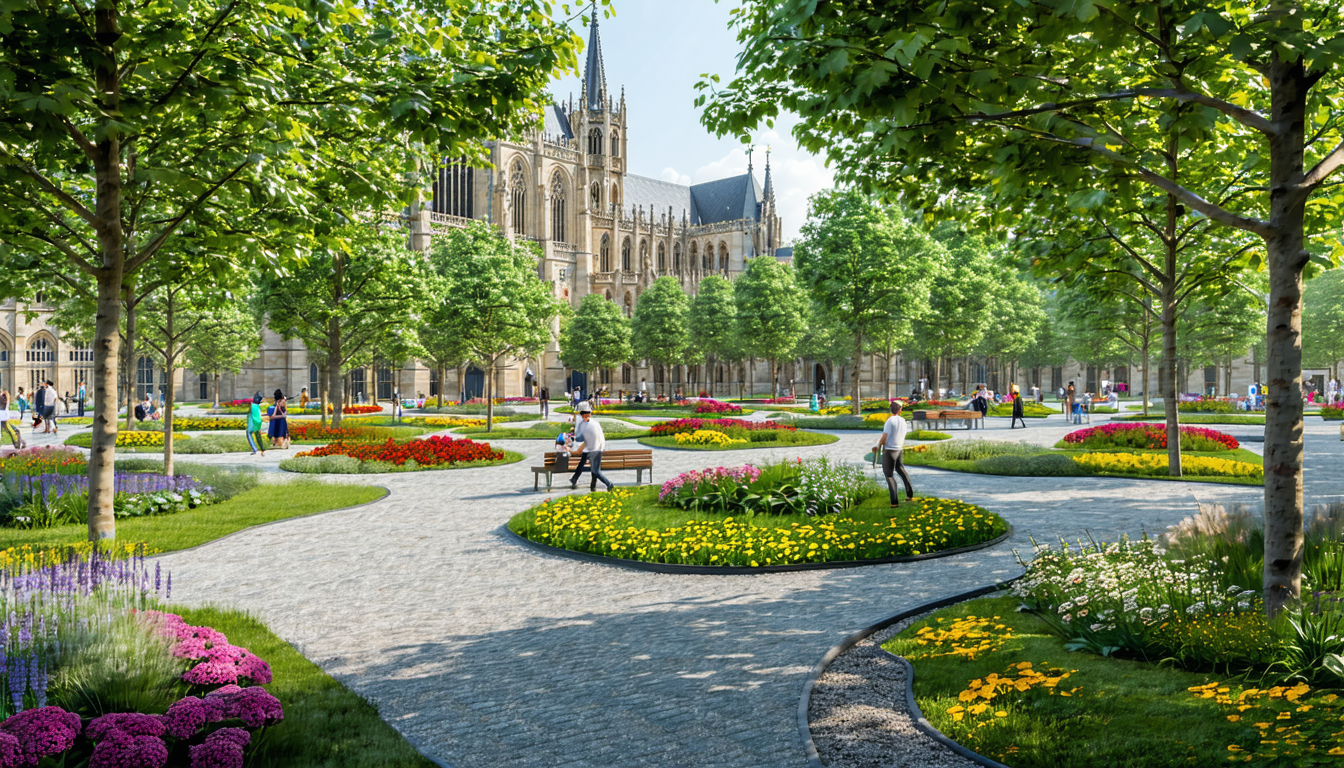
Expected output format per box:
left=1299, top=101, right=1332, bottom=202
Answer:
left=735, top=256, right=806, bottom=397
left=560, top=294, right=633, bottom=376
left=631, top=277, right=691, bottom=391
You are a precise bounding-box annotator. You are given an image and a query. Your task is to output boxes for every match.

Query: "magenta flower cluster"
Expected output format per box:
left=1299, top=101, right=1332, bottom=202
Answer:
left=659, top=465, right=762, bottom=503
left=0, top=706, right=81, bottom=767
left=692, top=398, right=743, bottom=415
left=143, top=612, right=272, bottom=686
left=82, top=685, right=281, bottom=768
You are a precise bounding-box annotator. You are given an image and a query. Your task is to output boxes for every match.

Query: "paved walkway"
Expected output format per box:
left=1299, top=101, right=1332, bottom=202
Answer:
left=143, top=410, right=1341, bottom=768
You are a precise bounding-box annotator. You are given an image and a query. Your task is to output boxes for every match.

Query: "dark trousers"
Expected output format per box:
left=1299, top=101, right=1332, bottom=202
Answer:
left=540, top=399, right=549, bottom=418
left=569, top=451, right=613, bottom=490
left=882, top=449, right=914, bottom=505
left=1011, top=412, right=1026, bottom=428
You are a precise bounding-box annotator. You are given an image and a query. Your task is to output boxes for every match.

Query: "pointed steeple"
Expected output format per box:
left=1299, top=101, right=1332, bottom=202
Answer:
left=583, top=4, right=607, bottom=111
left=763, top=147, right=775, bottom=203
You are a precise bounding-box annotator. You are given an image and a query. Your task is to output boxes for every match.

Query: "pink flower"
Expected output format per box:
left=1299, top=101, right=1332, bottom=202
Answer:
left=160, top=697, right=211, bottom=740
left=188, top=728, right=250, bottom=768
left=0, top=706, right=81, bottom=765
left=0, top=733, right=20, bottom=768
left=89, top=729, right=168, bottom=768
left=87, top=713, right=166, bottom=741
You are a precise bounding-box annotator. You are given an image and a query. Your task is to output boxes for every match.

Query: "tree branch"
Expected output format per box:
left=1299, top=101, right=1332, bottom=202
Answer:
left=1302, top=140, right=1344, bottom=190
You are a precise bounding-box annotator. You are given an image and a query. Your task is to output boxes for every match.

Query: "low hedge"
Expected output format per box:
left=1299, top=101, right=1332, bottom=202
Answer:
left=639, top=430, right=838, bottom=451
left=280, top=450, right=523, bottom=474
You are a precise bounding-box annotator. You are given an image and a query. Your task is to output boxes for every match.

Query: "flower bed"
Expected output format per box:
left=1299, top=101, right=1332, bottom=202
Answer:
left=172, top=416, right=248, bottom=430
left=649, top=418, right=795, bottom=436
left=65, top=431, right=192, bottom=448
left=673, top=429, right=745, bottom=446
left=1058, top=422, right=1238, bottom=451
left=296, top=435, right=502, bottom=466
left=509, top=485, right=1006, bottom=567
left=1071, top=452, right=1262, bottom=479
left=986, top=402, right=1059, bottom=418
left=1179, top=396, right=1236, bottom=413
left=1321, top=403, right=1344, bottom=420
left=0, top=447, right=85, bottom=475
left=640, top=429, right=837, bottom=451
left=693, top=398, right=743, bottom=415
left=909, top=430, right=952, bottom=441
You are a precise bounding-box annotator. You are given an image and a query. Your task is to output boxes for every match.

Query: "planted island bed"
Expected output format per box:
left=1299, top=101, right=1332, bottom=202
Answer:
left=280, top=434, right=522, bottom=474
left=64, top=423, right=432, bottom=453
left=1112, top=413, right=1267, bottom=425
left=455, top=418, right=651, bottom=440
left=632, top=417, right=838, bottom=451
left=508, top=459, right=1008, bottom=568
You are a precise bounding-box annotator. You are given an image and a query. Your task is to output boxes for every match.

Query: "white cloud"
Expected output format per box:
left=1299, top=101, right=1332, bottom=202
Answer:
left=660, top=167, right=691, bottom=185
left=691, top=129, right=834, bottom=242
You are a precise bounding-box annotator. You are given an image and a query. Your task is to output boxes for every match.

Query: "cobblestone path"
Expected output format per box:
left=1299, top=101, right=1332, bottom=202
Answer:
left=154, top=412, right=1337, bottom=768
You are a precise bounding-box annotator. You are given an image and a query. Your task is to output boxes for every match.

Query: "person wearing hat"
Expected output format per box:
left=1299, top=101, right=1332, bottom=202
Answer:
left=568, top=402, right=613, bottom=492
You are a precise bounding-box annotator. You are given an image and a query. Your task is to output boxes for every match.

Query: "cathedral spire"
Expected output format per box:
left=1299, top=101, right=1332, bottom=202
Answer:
left=583, top=4, right=607, bottom=111
left=763, top=147, right=775, bottom=203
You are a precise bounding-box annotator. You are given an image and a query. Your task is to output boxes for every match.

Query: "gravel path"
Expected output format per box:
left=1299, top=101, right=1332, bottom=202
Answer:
left=134, top=407, right=1343, bottom=768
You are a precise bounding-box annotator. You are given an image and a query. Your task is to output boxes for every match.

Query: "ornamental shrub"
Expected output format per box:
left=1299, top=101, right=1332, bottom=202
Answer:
left=295, top=436, right=502, bottom=466
left=1321, top=403, right=1344, bottom=420
left=1178, top=396, right=1236, bottom=413
left=693, top=399, right=743, bottom=415
left=1057, top=423, right=1238, bottom=451
left=649, top=418, right=794, bottom=436
left=672, top=430, right=745, bottom=446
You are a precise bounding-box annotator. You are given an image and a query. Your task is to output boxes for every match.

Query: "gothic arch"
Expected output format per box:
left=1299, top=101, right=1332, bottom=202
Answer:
left=549, top=169, right=568, bottom=243
left=639, top=239, right=649, bottom=271
left=590, top=181, right=602, bottom=210
left=690, top=242, right=698, bottom=273
left=657, top=242, right=666, bottom=272
left=599, top=234, right=612, bottom=272
left=624, top=292, right=633, bottom=317
left=718, top=242, right=729, bottom=273
left=610, top=129, right=621, bottom=157
left=702, top=241, right=713, bottom=271
left=587, top=127, right=603, bottom=155
left=673, top=243, right=682, bottom=273
left=508, top=157, right=529, bottom=236
left=621, top=236, right=632, bottom=272
left=605, top=290, right=612, bottom=302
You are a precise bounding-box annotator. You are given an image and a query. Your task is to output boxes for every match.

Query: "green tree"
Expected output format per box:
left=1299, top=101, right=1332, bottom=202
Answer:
left=631, top=277, right=690, bottom=395
left=796, top=301, right=849, bottom=399
left=417, top=272, right=475, bottom=412
left=976, top=276, right=1046, bottom=394
left=258, top=227, right=426, bottom=427
left=794, top=190, right=934, bottom=413
left=735, top=257, right=806, bottom=398
left=701, top=1, right=1344, bottom=613
left=560, top=294, right=633, bottom=381
left=430, top=222, right=564, bottom=431
left=688, top=275, right=739, bottom=397
left=1303, top=271, right=1344, bottom=381
left=0, top=0, right=591, bottom=541
left=184, top=302, right=262, bottom=408
left=1057, top=277, right=1157, bottom=414
left=140, top=284, right=215, bottom=476
left=911, top=225, right=992, bottom=397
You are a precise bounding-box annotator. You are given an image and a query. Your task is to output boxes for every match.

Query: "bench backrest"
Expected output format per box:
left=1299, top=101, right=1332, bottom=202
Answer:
left=541, top=449, right=653, bottom=469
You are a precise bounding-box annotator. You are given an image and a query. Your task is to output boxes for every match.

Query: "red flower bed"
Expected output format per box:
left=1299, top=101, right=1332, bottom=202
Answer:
left=650, top=418, right=796, bottom=436
left=693, top=399, right=743, bottom=414
left=296, top=436, right=503, bottom=466
left=288, top=423, right=380, bottom=442
left=1060, top=423, right=1239, bottom=451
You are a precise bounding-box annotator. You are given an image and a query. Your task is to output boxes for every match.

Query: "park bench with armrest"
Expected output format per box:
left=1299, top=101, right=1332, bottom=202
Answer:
left=532, top=448, right=655, bottom=491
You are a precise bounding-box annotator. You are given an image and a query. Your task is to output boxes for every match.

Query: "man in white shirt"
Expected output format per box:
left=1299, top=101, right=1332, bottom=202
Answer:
left=875, top=401, right=914, bottom=507
left=568, top=402, right=614, bottom=492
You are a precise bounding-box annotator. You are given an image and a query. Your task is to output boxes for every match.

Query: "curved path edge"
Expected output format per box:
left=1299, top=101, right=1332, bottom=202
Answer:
left=796, top=580, right=1018, bottom=768
left=165, top=486, right=392, bottom=556
left=500, top=524, right=1013, bottom=575
left=894, top=655, right=1013, bottom=768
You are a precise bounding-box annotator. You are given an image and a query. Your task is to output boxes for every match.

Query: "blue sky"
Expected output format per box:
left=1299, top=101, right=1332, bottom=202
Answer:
left=550, top=0, right=833, bottom=243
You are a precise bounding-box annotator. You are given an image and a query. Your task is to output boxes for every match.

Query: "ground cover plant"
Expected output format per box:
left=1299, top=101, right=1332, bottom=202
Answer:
left=1178, top=396, right=1238, bottom=414
left=509, top=459, right=1007, bottom=566
left=986, top=402, right=1059, bottom=418
left=780, top=415, right=883, bottom=430
left=281, top=435, right=522, bottom=473
left=908, top=430, right=952, bottom=441
left=1056, top=423, right=1239, bottom=452
left=693, top=398, right=743, bottom=415
left=64, top=431, right=192, bottom=449
left=456, top=419, right=650, bottom=440
left=1321, top=403, right=1344, bottom=420
left=66, top=423, right=430, bottom=453
left=903, top=440, right=1263, bottom=485
left=639, top=427, right=836, bottom=451
left=1111, top=413, right=1266, bottom=426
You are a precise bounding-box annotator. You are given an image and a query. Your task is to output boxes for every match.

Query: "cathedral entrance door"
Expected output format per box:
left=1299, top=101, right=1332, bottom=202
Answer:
left=464, top=366, right=485, bottom=401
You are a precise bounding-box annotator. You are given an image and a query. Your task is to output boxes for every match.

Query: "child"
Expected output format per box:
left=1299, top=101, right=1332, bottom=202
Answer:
left=247, top=392, right=266, bottom=456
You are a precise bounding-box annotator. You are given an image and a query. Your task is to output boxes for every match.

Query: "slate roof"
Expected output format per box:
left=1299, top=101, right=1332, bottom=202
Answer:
left=622, top=174, right=694, bottom=221
left=542, top=105, right=573, bottom=141
left=689, top=173, right=762, bottom=225
left=774, top=246, right=794, bottom=262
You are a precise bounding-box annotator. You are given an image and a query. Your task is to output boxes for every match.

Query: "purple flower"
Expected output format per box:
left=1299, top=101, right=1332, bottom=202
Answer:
left=182, top=661, right=239, bottom=687
left=89, top=729, right=168, bottom=768
left=0, top=706, right=81, bottom=765
left=87, top=712, right=166, bottom=741
left=205, top=686, right=282, bottom=728
left=188, top=728, right=250, bottom=768
left=0, top=732, right=19, bottom=768
left=159, top=697, right=208, bottom=740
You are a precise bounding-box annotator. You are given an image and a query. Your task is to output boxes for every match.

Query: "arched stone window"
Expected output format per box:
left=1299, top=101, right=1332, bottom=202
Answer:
left=624, top=293, right=633, bottom=317
left=622, top=364, right=632, bottom=384
left=611, top=185, right=621, bottom=211
left=621, top=237, right=631, bottom=271
left=702, top=242, right=713, bottom=271
left=600, top=234, right=611, bottom=272
left=689, top=242, right=698, bottom=272
left=639, top=239, right=648, bottom=271
left=509, top=160, right=526, bottom=235
left=550, top=171, right=567, bottom=243
left=605, top=290, right=612, bottom=301
left=610, top=129, right=620, bottom=157
left=719, top=242, right=729, bottom=273
left=590, top=181, right=601, bottom=210
left=657, top=243, right=666, bottom=272
left=673, top=243, right=682, bottom=273
left=588, top=127, right=603, bottom=155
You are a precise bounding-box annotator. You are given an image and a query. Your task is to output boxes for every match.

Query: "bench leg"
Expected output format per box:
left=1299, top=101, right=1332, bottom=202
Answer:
left=637, top=468, right=644, bottom=485
left=545, top=471, right=553, bottom=491
left=534, top=473, right=539, bottom=492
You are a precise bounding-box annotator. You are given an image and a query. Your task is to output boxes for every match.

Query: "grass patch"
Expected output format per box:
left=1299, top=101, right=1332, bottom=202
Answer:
left=456, top=419, right=650, bottom=440
left=904, top=442, right=1264, bottom=485
left=883, top=595, right=1250, bottom=768
left=909, top=430, right=952, bottom=441
left=638, top=431, right=838, bottom=451
left=775, top=415, right=883, bottom=430
left=279, top=450, right=524, bottom=474
left=1111, top=413, right=1265, bottom=425
left=173, top=605, right=437, bottom=768
left=65, top=427, right=430, bottom=453
left=986, top=403, right=1059, bottom=418
left=0, top=481, right=386, bottom=554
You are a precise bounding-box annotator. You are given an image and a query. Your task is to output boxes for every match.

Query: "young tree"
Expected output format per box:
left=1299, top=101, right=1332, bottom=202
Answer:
left=417, top=273, right=475, bottom=412
left=701, top=1, right=1344, bottom=614
left=631, top=277, right=690, bottom=396
left=977, top=275, right=1045, bottom=394
left=1303, top=270, right=1344, bottom=381
left=796, top=301, right=849, bottom=399
left=559, top=294, right=633, bottom=383
left=688, top=275, right=738, bottom=397
left=139, top=284, right=214, bottom=477
left=1057, top=276, right=1157, bottom=414
left=793, top=190, right=934, bottom=413
left=0, top=0, right=592, bottom=542
left=184, top=303, right=262, bottom=408
left=431, top=222, right=564, bottom=431
left=735, top=257, right=806, bottom=398
left=258, top=227, right=426, bottom=427
left=911, top=225, right=992, bottom=398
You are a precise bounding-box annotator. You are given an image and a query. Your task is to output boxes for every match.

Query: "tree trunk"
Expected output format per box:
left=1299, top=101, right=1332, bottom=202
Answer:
left=1262, top=55, right=1311, bottom=618
left=318, top=366, right=328, bottom=428
left=748, top=357, right=755, bottom=397
left=932, top=355, right=943, bottom=404
left=455, top=363, right=466, bottom=407
left=213, top=373, right=221, bottom=408
left=486, top=359, right=496, bottom=431
left=123, top=287, right=138, bottom=431
left=1141, top=331, right=1151, bottom=418
left=850, top=335, right=863, bottom=415
left=88, top=263, right=123, bottom=542
left=162, top=293, right=176, bottom=478
left=327, top=324, right=344, bottom=428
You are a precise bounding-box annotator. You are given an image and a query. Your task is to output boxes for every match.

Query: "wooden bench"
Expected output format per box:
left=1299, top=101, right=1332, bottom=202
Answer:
left=532, top=449, right=655, bottom=491
left=913, top=409, right=984, bottom=430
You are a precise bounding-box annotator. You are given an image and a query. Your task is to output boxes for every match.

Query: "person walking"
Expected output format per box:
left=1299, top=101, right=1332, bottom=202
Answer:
left=0, top=392, right=25, bottom=450
left=31, top=381, right=47, bottom=434
left=246, top=391, right=266, bottom=456
left=1066, top=381, right=1078, bottom=424
left=299, top=387, right=310, bottom=411
left=77, top=381, right=86, bottom=417
left=875, top=401, right=914, bottom=507
left=43, top=382, right=60, bottom=434
left=539, top=386, right=549, bottom=419
left=567, top=402, right=613, bottom=492
left=268, top=389, right=289, bottom=449
left=15, top=388, right=27, bottom=423
left=1010, top=387, right=1027, bottom=429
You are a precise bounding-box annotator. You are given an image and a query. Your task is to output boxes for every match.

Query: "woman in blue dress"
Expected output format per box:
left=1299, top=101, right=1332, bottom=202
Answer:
left=268, top=388, right=289, bottom=449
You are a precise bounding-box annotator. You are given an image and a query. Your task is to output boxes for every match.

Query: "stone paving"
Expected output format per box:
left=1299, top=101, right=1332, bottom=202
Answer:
left=91, top=407, right=1344, bottom=767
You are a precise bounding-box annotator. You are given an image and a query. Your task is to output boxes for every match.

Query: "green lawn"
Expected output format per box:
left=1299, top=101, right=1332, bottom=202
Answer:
left=456, top=419, right=650, bottom=440
left=905, top=445, right=1264, bottom=485
left=1112, top=413, right=1265, bottom=425
left=883, top=595, right=1260, bottom=768
left=279, top=450, right=525, bottom=474
left=175, top=606, right=436, bottom=768
left=638, top=431, right=838, bottom=451
left=0, top=483, right=386, bottom=553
